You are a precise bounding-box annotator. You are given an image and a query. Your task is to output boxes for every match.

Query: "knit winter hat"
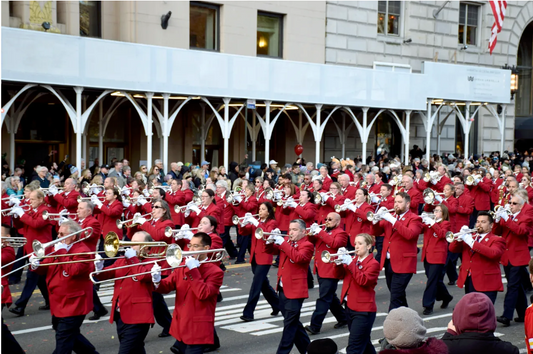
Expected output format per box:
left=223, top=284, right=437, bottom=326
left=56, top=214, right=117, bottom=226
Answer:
left=383, top=307, right=426, bottom=348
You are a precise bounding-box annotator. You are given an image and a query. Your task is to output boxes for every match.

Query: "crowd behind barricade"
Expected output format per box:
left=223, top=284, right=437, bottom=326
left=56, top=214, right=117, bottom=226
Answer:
left=1, top=145, right=532, bottom=354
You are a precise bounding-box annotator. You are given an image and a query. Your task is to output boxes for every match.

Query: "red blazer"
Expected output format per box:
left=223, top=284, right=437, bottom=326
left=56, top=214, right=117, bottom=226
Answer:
left=241, top=219, right=278, bottom=265
left=425, top=197, right=458, bottom=232
left=341, top=254, right=380, bottom=312
left=467, top=177, right=491, bottom=211
left=217, top=191, right=235, bottom=227
left=1, top=193, right=11, bottom=226
left=140, top=218, right=175, bottom=274
left=431, top=176, right=452, bottom=193
left=421, top=220, right=450, bottom=265
left=322, top=176, right=333, bottom=191
left=187, top=202, right=221, bottom=229
left=53, top=190, right=80, bottom=214
left=490, top=179, right=504, bottom=204
left=240, top=196, right=259, bottom=215
left=414, top=178, right=426, bottom=193
left=449, top=232, right=505, bottom=292
left=1, top=246, right=15, bottom=306
left=35, top=242, right=94, bottom=318
left=309, top=227, right=348, bottom=279
left=317, top=194, right=345, bottom=225
left=157, top=262, right=224, bottom=345
left=96, top=257, right=154, bottom=324
left=347, top=203, right=374, bottom=247
left=455, top=193, right=474, bottom=232
left=265, top=236, right=314, bottom=299
left=342, top=185, right=357, bottom=200
left=15, top=204, right=53, bottom=255
left=95, top=200, right=123, bottom=237
left=378, top=196, right=394, bottom=211
left=293, top=202, right=317, bottom=227
left=373, top=211, right=423, bottom=273
left=166, top=190, right=185, bottom=227
left=526, top=186, right=533, bottom=205
left=207, top=232, right=223, bottom=250
left=275, top=197, right=293, bottom=232
left=493, top=210, right=533, bottom=266
left=405, top=188, right=422, bottom=214
left=124, top=204, right=143, bottom=239
left=213, top=197, right=225, bottom=235
left=369, top=181, right=383, bottom=195
left=79, top=215, right=101, bottom=252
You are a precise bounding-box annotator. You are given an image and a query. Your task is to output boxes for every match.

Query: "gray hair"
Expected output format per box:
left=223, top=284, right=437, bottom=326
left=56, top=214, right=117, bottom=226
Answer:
left=61, top=220, right=82, bottom=236
left=206, top=183, right=216, bottom=191
left=513, top=189, right=528, bottom=205
left=79, top=201, right=95, bottom=214
left=216, top=180, right=229, bottom=191
left=155, top=159, right=162, bottom=165
left=290, top=219, right=306, bottom=231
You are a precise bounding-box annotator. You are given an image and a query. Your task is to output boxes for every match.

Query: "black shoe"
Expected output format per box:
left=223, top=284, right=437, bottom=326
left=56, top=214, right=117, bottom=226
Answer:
left=88, top=309, right=108, bottom=320
left=170, top=346, right=181, bottom=354
left=38, top=304, right=50, bottom=310
left=307, top=283, right=315, bottom=289
left=8, top=279, right=20, bottom=285
left=9, top=307, right=24, bottom=317
left=423, top=308, right=433, bottom=316
left=333, top=321, right=347, bottom=329
left=497, top=316, right=511, bottom=327
left=272, top=262, right=279, bottom=268
left=234, top=260, right=245, bottom=264
left=271, top=310, right=279, bottom=316
left=441, top=296, right=453, bottom=309
left=304, top=325, right=319, bottom=335
left=217, top=293, right=223, bottom=303
left=515, top=317, right=525, bottom=323
left=158, top=331, right=171, bottom=338
left=203, top=345, right=220, bottom=353
left=240, top=315, right=254, bottom=322
left=448, top=281, right=456, bottom=286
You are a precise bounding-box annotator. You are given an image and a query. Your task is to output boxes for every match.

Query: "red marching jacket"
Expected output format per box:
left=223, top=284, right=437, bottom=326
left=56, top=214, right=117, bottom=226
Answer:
left=186, top=202, right=221, bottom=229
left=293, top=202, right=317, bottom=227
left=213, top=196, right=226, bottom=235
left=455, top=193, right=474, bottom=233
left=342, top=185, right=357, bottom=200
left=95, top=200, right=123, bottom=237
left=317, top=194, right=345, bottom=225
left=53, top=190, right=80, bottom=214
left=449, top=232, right=505, bottom=292
left=15, top=204, right=53, bottom=255
left=1, top=245, right=15, bottom=306
left=467, top=177, right=492, bottom=211
left=346, top=203, right=374, bottom=247
left=490, top=179, right=504, bottom=205
left=369, top=181, right=383, bottom=195
left=373, top=211, right=423, bottom=273
left=405, top=188, right=422, bottom=214
left=166, top=190, right=185, bottom=227
left=218, top=191, right=236, bottom=227
left=157, top=262, right=224, bottom=345
left=96, top=256, right=155, bottom=324
left=79, top=215, right=102, bottom=252
left=1, top=194, right=11, bottom=226
left=421, top=220, right=450, bottom=265
left=240, top=218, right=278, bottom=266
left=265, top=236, right=314, bottom=299
left=341, top=254, right=380, bottom=312
left=431, top=176, right=452, bottom=193
left=309, top=227, right=348, bottom=279
left=140, top=218, right=176, bottom=274
left=492, top=210, right=533, bottom=267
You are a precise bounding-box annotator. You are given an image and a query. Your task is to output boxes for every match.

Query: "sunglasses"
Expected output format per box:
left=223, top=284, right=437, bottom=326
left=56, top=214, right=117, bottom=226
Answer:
left=326, top=218, right=334, bottom=221
left=509, top=202, right=519, bottom=205
left=153, top=205, right=163, bottom=209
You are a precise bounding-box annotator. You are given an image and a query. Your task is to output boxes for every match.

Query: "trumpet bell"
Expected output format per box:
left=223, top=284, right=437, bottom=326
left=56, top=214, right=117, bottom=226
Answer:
left=366, top=211, right=376, bottom=222
left=255, top=228, right=264, bottom=240
left=334, top=204, right=342, bottom=213
left=165, top=226, right=174, bottom=238
left=232, top=215, right=240, bottom=225
left=314, top=193, right=322, bottom=205
left=42, top=210, right=50, bottom=220
left=445, top=231, right=457, bottom=243
left=321, top=250, right=332, bottom=264
left=32, top=240, right=46, bottom=258
left=423, top=189, right=435, bottom=204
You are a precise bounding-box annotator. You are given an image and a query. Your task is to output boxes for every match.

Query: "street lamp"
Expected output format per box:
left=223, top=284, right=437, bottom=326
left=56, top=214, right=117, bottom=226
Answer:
left=502, top=64, right=519, bottom=100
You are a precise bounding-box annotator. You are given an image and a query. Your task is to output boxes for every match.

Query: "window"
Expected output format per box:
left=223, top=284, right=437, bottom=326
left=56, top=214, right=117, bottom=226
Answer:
left=190, top=2, right=219, bottom=51
left=79, top=1, right=101, bottom=38
left=257, top=12, right=283, bottom=58
left=377, top=1, right=401, bottom=36
left=458, top=3, right=479, bottom=46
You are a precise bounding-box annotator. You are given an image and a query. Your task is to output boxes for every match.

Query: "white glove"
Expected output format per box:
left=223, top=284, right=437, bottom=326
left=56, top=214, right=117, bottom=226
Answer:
left=266, top=235, right=276, bottom=244
left=460, top=225, right=471, bottom=233
left=124, top=248, right=137, bottom=259
left=9, top=206, right=24, bottom=218
left=500, top=211, right=509, bottom=222
left=185, top=256, right=200, bottom=270
left=121, top=187, right=130, bottom=196
left=463, top=233, right=475, bottom=248
left=431, top=179, right=437, bottom=185
left=322, top=193, right=330, bottom=202
left=90, top=194, right=99, bottom=203
left=371, top=195, right=381, bottom=203
left=249, top=217, right=259, bottom=227
left=122, top=199, right=130, bottom=208
left=381, top=212, right=396, bottom=225
left=54, top=242, right=68, bottom=252
left=271, top=228, right=281, bottom=235
left=137, top=195, right=148, bottom=206
left=273, top=235, right=285, bottom=245
left=435, top=194, right=443, bottom=203
left=90, top=187, right=98, bottom=195
left=134, top=214, right=147, bottom=225
left=340, top=254, right=353, bottom=266
left=189, top=203, right=201, bottom=214
left=57, top=216, right=68, bottom=226
left=347, top=203, right=357, bottom=212
left=423, top=217, right=436, bottom=227
left=287, top=201, right=298, bottom=208
left=181, top=224, right=190, bottom=231
left=29, top=255, right=40, bottom=269
left=233, top=194, right=242, bottom=203
left=8, top=197, right=20, bottom=206
left=151, top=264, right=162, bottom=283
left=49, top=184, right=59, bottom=196
left=310, top=223, right=321, bottom=235
left=182, top=230, right=194, bottom=240
left=143, top=189, right=150, bottom=197
left=337, top=247, right=348, bottom=255
left=94, top=254, right=104, bottom=271
left=372, top=217, right=380, bottom=225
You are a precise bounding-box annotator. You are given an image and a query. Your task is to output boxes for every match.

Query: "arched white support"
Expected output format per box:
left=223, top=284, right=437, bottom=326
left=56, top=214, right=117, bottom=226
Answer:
left=330, top=111, right=355, bottom=159
left=451, top=102, right=482, bottom=160
left=435, top=109, right=455, bottom=155
left=417, top=101, right=445, bottom=162
left=483, top=104, right=507, bottom=156
left=341, top=107, right=368, bottom=163
left=1, top=84, right=37, bottom=128
left=295, top=104, right=327, bottom=164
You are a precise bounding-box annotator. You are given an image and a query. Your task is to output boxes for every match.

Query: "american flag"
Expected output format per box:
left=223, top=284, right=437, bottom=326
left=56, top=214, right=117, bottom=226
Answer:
left=489, top=0, right=507, bottom=54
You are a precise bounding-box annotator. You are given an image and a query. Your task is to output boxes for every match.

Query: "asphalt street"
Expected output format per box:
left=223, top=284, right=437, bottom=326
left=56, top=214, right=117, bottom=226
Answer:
left=3, top=238, right=529, bottom=354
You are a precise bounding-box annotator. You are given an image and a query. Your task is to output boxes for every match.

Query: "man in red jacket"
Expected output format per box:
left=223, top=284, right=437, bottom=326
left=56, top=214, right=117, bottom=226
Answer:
left=338, top=174, right=356, bottom=200
left=265, top=219, right=314, bottom=354
left=449, top=212, right=505, bottom=304
left=305, top=213, right=348, bottom=335
left=402, top=175, right=422, bottom=214
left=48, top=178, right=80, bottom=214
left=493, top=193, right=533, bottom=326
left=372, top=192, right=423, bottom=311
left=465, top=169, right=492, bottom=228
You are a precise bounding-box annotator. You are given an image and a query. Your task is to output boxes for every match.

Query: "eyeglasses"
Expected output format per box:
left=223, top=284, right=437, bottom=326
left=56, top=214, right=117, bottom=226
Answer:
left=509, top=202, right=519, bottom=205
left=153, top=205, right=163, bottom=209
left=187, top=244, right=203, bottom=249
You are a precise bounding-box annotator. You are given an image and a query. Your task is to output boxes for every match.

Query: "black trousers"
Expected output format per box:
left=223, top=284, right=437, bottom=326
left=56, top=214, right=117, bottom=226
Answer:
left=152, top=291, right=171, bottom=333
left=2, top=320, right=24, bottom=354
left=345, top=308, right=376, bottom=354
left=423, top=260, right=451, bottom=310
left=236, top=234, right=251, bottom=263
left=277, top=288, right=310, bottom=354
left=443, top=249, right=459, bottom=283
left=221, top=226, right=239, bottom=258
left=374, top=236, right=384, bottom=264
left=503, top=263, right=528, bottom=320
left=465, top=276, right=497, bottom=304
left=52, top=315, right=98, bottom=354
left=309, top=275, right=345, bottom=331
left=15, top=268, right=49, bottom=309
left=173, top=340, right=204, bottom=354
left=114, top=310, right=150, bottom=354
left=242, top=259, right=279, bottom=319
left=92, top=286, right=106, bottom=316
left=384, top=259, right=413, bottom=311
left=8, top=246, right=24, bottom=283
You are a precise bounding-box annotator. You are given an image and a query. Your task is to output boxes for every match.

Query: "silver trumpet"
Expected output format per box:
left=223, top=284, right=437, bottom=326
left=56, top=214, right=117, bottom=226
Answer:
left=422, top=188, right=445, bottom=204
left=1, top=237, right=27, bottom=248
left=254, top=227, right=281, bottom=241
left=321, top=250, right=357, bottom=265
left=1, top=195, right=24, bottom=201
left=164, top=226, right=200, bottom=238
left=232, top=214, right=259, bottom=226
left=366, top=208, right=395, bottom=222
left=445, top=228, right=478, bottom=243
left=42, top=210, right=77, bottom=221
left=1, top=204, right=31, bottom=216
left=420, top=212, right=437, bottom=220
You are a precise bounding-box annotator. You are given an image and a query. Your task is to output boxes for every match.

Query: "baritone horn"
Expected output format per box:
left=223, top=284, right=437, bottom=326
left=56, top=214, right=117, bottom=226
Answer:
left=321, top=250, right=357, bottom=265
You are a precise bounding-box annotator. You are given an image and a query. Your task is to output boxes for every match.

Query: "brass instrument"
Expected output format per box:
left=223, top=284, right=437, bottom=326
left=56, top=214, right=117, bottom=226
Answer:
left=445, top=228, right=478, bottom=243
left=368, top=192, right=382, bottom=204
left=232, top=214, right=260, bottom=226
left=422, top=188, right=445, bottom=204
left=226, top=191, right=245, bottom=205
left=125, top=195, right=153, bottom=204
left=465, top=174, right=482, bottom=186
left=389, top=175, right=403, bottom=187
left=263, top=188, right=274, bottom=200
left=321, top=250, right=357, bottom=265
left=305, top=224, right=327, bottom=236
left=33, top=227, right=93, bottom=258
left=360, top=181, right=368, bottom=189
left=254, top=227, right=282, bottom=240
left=422, top=172, right=431, bottom=183
left=174, top=197, right=202, bottom=213
left=103, top=232, right=168, bottom=258
left=366, top=208, right=396, bottom=222
left=116, top=213, right=153, bottom=228
left=498, top=184, right=506, bottom=205
left=164, top=226, right=200, bottom=238
left=1, top=204, right=31, bottom=216
left=42, top=210, right=77, bottom=221
left=334, top=198, right=359, bottom=213
left=420, top=212, right=437, bottom=220
left=77, top=195, right=105, bottom=203
left=39, top=187, right=65, bottom=192
left=149, top=186, right=172, bottom=195
left=1, top=195, right=24, bottom=201
left=490, top=204, right=512, bottom=221
left=1, top=237, right=27, bottom=248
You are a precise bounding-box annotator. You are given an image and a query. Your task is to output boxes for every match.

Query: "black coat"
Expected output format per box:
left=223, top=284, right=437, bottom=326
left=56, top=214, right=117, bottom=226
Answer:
left=441, top=331, right=519, bottom=354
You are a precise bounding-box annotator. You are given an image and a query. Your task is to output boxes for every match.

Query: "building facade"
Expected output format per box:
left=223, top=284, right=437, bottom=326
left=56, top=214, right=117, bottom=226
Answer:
left=1, top=1, right=529, bottom=174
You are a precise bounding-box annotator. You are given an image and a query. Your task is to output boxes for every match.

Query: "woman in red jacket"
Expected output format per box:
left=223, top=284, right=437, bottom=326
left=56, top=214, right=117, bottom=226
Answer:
left=93, top=187, right=123, bottom=239
left=239, top=202, right=280, bottom=321
left=339, top=233, right=380, bottom=354
left=235, top=185, right=259, bottom=264
left=421, top=204, right=453, bottom=315
left=275, top=184, right=296, bottom=233
left=185, top=189, right=221, bottom=228
left=197, top=215, right=223, bottom=250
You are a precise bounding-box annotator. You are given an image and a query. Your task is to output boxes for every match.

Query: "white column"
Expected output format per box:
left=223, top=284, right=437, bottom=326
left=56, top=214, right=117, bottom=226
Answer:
left=436, top=109, right=441, bottom=155
left=315, top=105, right=322, bottom=164
left=200, top=103, right=206, bottom=163
left=252, top=111, right=257, bottom=162
left=426, top=100, right=432, bottom=162
left=82, top=134, right=87, bottom=167
left=341, top=113, right=346, bottom=159
left=264, top=101, right=271, bottom=164
left=404, top=111, right=411, bottom=165
left=9, top=130, right=15, bottom=170
left=146, top=93, right=154, bottom=169
left=162, top=94, right=170, bottom=174
left=98, top=101, right=104, bottom=164
left=74, top=87, right=84, bottom=172
left=464, top=102, right=471, bottom=160
left=223, top=98, right=231, bottom=169
left=361, top=107, right=369, bottom=164
left=500, top=105, right=506, bottom=157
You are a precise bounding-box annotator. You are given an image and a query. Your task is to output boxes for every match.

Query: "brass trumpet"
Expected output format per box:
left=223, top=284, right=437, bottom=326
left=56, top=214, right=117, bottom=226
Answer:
left=422, top=188, right=445, bottom=204
left=465, top=174, right=482, bottom=186
left=42, top=210, right=77, bottom=221
left=1, top=195, right=24, bottom=201
left=254, top=227, right=282, bottom=240
left=1, top=237, right=27, bottom=248
left=321, top=250, right=357, bottom=265
left=116, top=213, right=153, bottom=228
left=103, top=232, right=168, bottom=258
left=366, top=208, right=396, bottom=222
left=232, top=214, right=260, bottom=226
left=306, top=224, right=327, bottom=236
left=1, top=204, right=31, bottom=216
left=164, top=226, right=200, bottom=238
left=445, top=228, right=478, bottom=243
left=77, top=195, right=105, bottom=203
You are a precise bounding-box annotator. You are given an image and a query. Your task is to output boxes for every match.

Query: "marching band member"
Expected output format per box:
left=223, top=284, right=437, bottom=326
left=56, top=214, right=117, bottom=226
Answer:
left=372, top=192, right=423, bottom=311
left=93, top=231, right=155, bottom=353
left=317, top=182, right=345, bottom=226
left=369, top=172, right=384, bottom=195
left=48, top=178, right=79, bottom=214
left=319, top=166, right=333, bottom=191
left=521, top=175, right=533, bottom=204
left=265, top=219, right=314, bottom=354
left=153, top=232, right=224, bottom=354
left=284, top=190, right=317, bottom=227
left=373, top=184, right=394, bottom=263
left=9, top=189, right=52, bottom=317
left=424, top=184, right=458, bottom=232
left=254, top=177, right=264, bottom=199
left=239, top=202, right=280, bottom=322
left=123, top=190, right=144, bottom=240
left=92, top=187, right=123, bottom=240
left=1, top=183, right=11, bottom=226
left=430, top=165, right=452, bottom=193
left=465, top=169, right=492, bottom=226
left=338, top=233, right=380, bottom=354
left=499, top=178, right=518, bottom=207
left=32, top=221, right=98, bottom=354
left=352, top=172, right=363, bottom=190
left=234, top=185, right=258, bottom=264
left=209, top=185, right=225, bottom=236
left=300, top=174, right=313, bottom=192
left=449, top=212, right=505, bottom=304
left=215, top=180, right=238, bottom=258
left=490, top=170, right=504, bottom=207
left=274, top=184, right=295, bottom=234
left=166, top=179, right=185, bottom=228
left=338, top=174, right=356, bottom=200
left=305, top=213, right=348, bottom=335
left=258, top=179, right=275, bottom=204
left=197, top=215, right=224, bottom=250
left=312, top=176, right=325, bottom=195
left=420, top=205, right=453, bottom=315
left=185, top=189, right=221, bottom=229
left=401, top=175, right=422, bottom=214
left=493, top=193, right=533, bottom=326
left=454, top=183, right=474, bottom=232
left=514, top=165, right=524, bottom=182
left=344, top=188, right=374, bottom=248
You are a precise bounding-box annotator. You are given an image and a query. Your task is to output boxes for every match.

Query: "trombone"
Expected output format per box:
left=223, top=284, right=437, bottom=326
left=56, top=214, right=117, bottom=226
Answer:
left=1, top=195, right=24, bottom=201
left=1, top=237, right=27, bottom=248
left=422, top=188, right=445, bottom=204
left=164, top=226, right=200, bottom=238
left=232, top=214, right=259, bottom=226
left=445, top=228, right=478, bottom=243
left=254, top=227, right=282, bottom=241
left=366, top=208, right=396, bottom=222
left=116, top=213, right=153, bottom=228
left=321, top=250, right=357, bottom=265
left=1, top=204, right=31, bottom=216
left=103, top=232, right=168, bottom=258
left=42, top=210, right=77, bottom=221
